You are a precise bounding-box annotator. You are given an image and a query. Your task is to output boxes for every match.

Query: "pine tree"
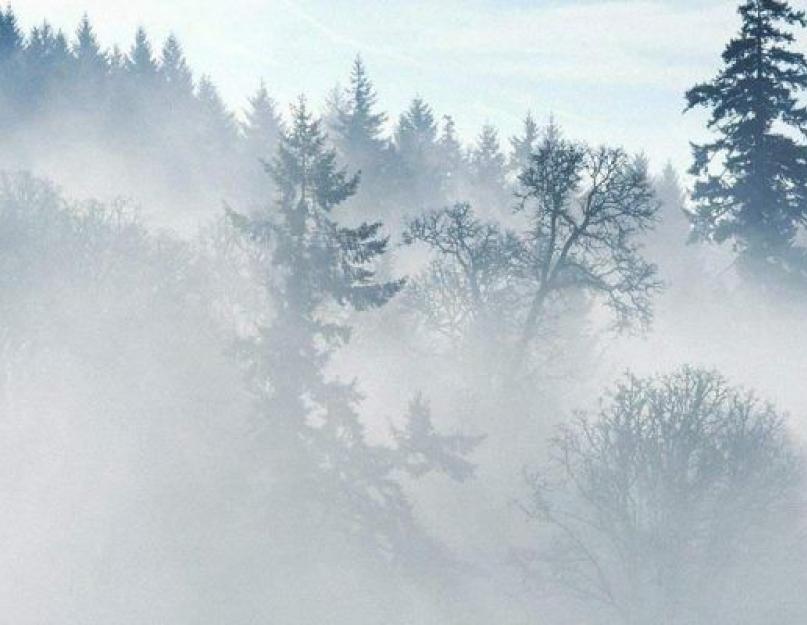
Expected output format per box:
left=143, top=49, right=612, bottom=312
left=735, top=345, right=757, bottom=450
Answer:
left=437, top=114, right=466, bottom=199
left=72, top=14, right=106, bottom=76
left=196, top=75, right=237, bottom=146
left=0, top=5, right=23, bottom=63
left=159, top=33, right=193, bottom=97
left=242, top=80, right=284, bottom=162
left=227, top=97, right=435, bottom=560
left=509, top=111, right=539, bottom=177
left=471, top=125, right=506, bottom=188
left=395, top=96, right=437, bottom=154
left=24, top=22, right=73, bottom=110
left=0, top=5, right=25, bottom=118
left=394, top=96, right=441, bottom=208
left=70, top=14, right=107, bottom=108
left=126, top=27, right=158, bottom=81
left=686, top=0, right=807, bottom=285
left=333, top=55, right=387, bottom=160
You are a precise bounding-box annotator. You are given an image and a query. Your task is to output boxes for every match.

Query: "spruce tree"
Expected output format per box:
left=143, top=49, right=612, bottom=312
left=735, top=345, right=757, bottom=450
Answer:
left=686, top=0, right=807, bottom=285
left=471, top=124, right=506, bottom=210
left=228, top=97, right=471, bottom=563
left=509, top=111, right=539, bottom=177
left=0, top=5, right=23, bottom=63
left=242, top=80, right=283, bottom=160
left=126, top=27, right=158, bottom=82
left=333, top=55, right=387, bottom=159
left=71, top=14, right=107, bottom=108
left=195, top=75, right=237, bottom=146
left=0, top=6, right=24, bottom=118
left=241, top=80, right=284, bottom=199
left=394, top=96, right=441, bottom=208
left=72, top=14, right=106, bottom=77
left=159, top=33, right=193, bottom=97
left=437, top=114, right=466, bottom=199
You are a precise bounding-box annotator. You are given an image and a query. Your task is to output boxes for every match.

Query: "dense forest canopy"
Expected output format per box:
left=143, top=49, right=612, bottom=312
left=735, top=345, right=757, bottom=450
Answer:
left=1, top=2, right=807, bottom=625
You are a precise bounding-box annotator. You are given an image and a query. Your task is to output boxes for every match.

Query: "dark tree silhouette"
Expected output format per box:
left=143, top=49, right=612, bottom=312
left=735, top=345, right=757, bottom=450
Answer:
left=686, top=0, right=807, bottom=287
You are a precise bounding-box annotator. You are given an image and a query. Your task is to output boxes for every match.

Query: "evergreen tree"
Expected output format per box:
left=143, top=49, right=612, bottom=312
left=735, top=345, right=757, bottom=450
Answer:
left=126, top=27, right=158, bottom=82
left=196, top=75, right=237, bottom=145
left=72, top=14, right=106, bottom=77
left=0, top=5, right=24, bottom=118
left=70, top=14, right=107, bottom=107
left=242, top=80, right=283, bottom=161
left=437, top=114, right=466, bottom=200
left=509, top=111, right=539, bottom=177
left=395, top=95, right=437, bottom=154
left=686, top=0, right=807, bottom=285
left=333, top=55, right=387, bottom=160
left=0, top=5, right=23, bottom=63
left=241, top=80, right=284, bottom=199
left=394, top=96, right=441, bottom=208
left=24, top=22, right=72, bottom=110
left=227, top=97, right=470, bottom=563
left=470, top=123, right=507, bottom=209
left=159, top=33, right=193, bottom=97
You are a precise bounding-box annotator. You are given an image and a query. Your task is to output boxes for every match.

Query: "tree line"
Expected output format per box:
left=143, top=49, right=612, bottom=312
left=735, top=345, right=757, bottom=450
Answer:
left=1, top=1, right=807, bottom=624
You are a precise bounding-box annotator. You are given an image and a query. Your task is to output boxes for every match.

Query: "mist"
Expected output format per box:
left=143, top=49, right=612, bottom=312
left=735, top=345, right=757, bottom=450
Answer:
left=2, top=2, right=807, bottom=624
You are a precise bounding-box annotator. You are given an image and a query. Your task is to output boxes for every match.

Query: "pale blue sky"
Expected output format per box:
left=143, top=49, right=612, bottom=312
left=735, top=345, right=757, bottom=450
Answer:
left=14, top=0, right=807, bottom=175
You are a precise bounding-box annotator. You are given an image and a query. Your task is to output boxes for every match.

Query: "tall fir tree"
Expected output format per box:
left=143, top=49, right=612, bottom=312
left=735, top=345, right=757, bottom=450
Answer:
left=394, top=96, right=441, bottom=209
left=437, top=114, right=466, bottom=200
left=159, top=33, right=194, bottom=98
left=242, top=80, right=283, bottom=160
left=509, top=111, right=539, bottom=177
left=242, top=80, right=284, bottom=199
left=0, top=5, right=23, bottom=63
left=0, top=5, right=24, bottom=119
left=24, top=22, right=72, bottom=111
left=227, top=97, right=466, bottom=563
left=72, top=14, right=106, bottom=76
left=471, top=124, right=506, bottom=211
left=686, top=0, right=807, bottom=286
left=71, top=14, right=107, bottom=108
left=195, top=75, right=237, bottom=146
left=333, top=55, right=387, bottom=160
left=126, top=27, right=158, bottom=82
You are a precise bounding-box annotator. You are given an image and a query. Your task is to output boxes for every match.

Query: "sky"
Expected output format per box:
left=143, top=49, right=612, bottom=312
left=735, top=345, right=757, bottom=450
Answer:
left=13, top=0, right=807, bottom=176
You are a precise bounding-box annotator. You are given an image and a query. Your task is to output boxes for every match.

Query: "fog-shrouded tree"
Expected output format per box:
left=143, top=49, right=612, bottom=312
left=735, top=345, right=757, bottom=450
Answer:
left=686, top=0, right=807, bottom=288
left=403, top=202, right=520, bottom=348
left=241, top=80, right=284, bottom=199
left=71, top=14, right=106, bottom=90
left=512, top=128, right=660, bottom=369
left=195, top=75, right=237, bottom=147
left=509, top=111, right=540, bottom=178
left=159, top=33, right=194, bottom=99
left=518, top=367, right=806, bottom=625
left=332, top=56, right=388, bottom=165
left=125, top=26, right=158, bottom=83
left=470, top=123, right=508, bottom=214
left=437, top=114, right=467, bottom=201
left=394, top=96, right=443, bottom=210
left=227, top=96, right=478, bottom=567
left=242, top=80, right=283, bottom=161
left=331, top=56, right=397, bottom=217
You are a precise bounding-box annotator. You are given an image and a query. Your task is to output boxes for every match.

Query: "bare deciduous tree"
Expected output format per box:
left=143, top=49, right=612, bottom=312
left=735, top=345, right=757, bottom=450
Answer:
left=518, top=367, right=804, bottom=625
left=404, top=124, right=661, bottom=373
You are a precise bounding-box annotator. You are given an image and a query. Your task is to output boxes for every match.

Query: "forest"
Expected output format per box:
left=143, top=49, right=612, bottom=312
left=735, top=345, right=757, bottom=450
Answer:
left=1, top=1, right=807, bottom=623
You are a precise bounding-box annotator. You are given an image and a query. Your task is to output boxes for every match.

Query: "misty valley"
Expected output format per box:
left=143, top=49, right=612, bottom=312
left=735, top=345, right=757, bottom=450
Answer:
left=1, top=1, right=807, bottom=624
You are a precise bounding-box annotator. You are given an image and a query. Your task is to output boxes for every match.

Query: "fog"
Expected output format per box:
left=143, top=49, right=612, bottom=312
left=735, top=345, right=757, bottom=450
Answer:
left=2, top=3, right=807, bottom=624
